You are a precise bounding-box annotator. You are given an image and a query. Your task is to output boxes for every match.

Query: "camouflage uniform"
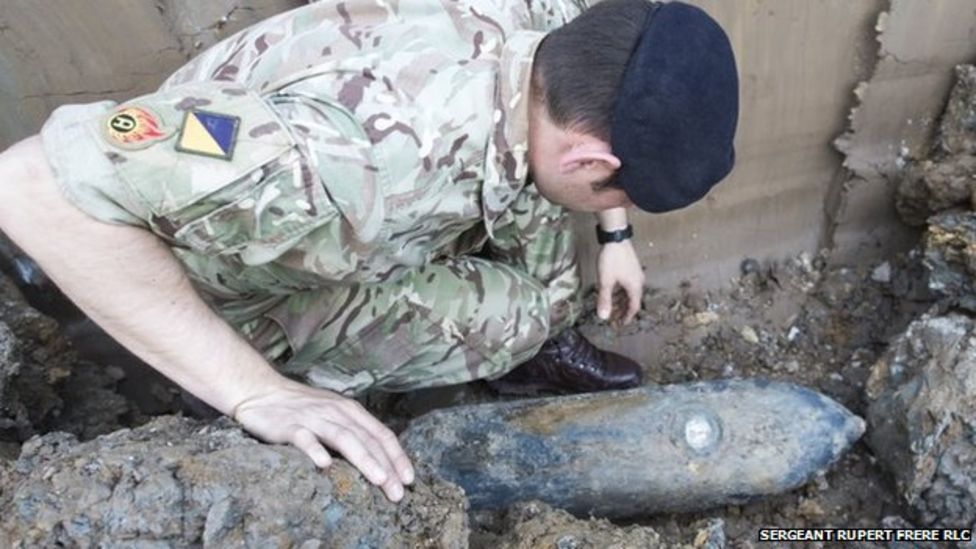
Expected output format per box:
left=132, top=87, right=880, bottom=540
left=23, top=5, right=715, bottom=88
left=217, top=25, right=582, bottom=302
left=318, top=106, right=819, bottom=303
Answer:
left=39, top=0, right=587, bottom=395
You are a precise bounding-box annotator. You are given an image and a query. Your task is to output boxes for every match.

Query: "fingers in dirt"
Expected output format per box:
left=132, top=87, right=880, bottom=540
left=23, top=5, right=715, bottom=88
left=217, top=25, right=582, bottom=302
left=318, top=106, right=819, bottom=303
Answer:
left=345, top=403, right=415, bottom=484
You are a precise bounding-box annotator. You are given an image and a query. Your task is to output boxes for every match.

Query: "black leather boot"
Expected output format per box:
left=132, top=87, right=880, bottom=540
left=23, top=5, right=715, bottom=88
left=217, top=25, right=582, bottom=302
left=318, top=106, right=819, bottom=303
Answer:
left=488, top=327, right=643, bottom=395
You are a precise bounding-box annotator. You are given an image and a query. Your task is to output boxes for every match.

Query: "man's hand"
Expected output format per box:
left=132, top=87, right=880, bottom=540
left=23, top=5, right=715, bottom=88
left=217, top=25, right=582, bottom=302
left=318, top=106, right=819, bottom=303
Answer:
left=233, top=380, right=414, bottom=502
left=595, top=207, right=644, bottom=325
left=0, top=136, right=413, bottom=502
left=596, top=239, right=645, bottom=325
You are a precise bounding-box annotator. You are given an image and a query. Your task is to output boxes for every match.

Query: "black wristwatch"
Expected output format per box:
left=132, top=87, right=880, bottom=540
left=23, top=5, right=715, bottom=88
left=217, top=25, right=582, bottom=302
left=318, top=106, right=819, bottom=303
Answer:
left=596, top=223, right=633, bottom=244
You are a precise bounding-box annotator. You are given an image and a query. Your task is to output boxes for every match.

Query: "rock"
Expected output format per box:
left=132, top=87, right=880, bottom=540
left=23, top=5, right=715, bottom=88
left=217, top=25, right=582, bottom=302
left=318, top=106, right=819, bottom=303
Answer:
left=865, top=313, right=976, bottom=527
left=0, top=271, right=136, bottom=443
left=481, top=501, right=672, bottom=549
left=921, top=211, right=976, bottom=310
left=740, top=326, right=760, bottom=344
left=480, top=504, right=726, bottom=549
left=740, top=258, right=762, bottom=276
left=896, top=156, right=976, bottom=226
left=0, top=278, right=68, bottom=441
left=896, top=65, right=976, bottom=226
left=684, top=311, right=720, bottom=328
left=871, top=261, right=892, bottom=284
left=403, top=380, right=864, bottom=518
left=818, top=268, right=859, bottom=308
left=935, top=65, right=976, bottom=157
left=0, top=415, right=468, bottom=548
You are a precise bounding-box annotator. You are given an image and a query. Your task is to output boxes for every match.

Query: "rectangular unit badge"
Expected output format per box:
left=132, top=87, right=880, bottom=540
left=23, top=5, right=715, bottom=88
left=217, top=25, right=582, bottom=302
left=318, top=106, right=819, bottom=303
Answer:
left=176, top=110, right=240, bottom=160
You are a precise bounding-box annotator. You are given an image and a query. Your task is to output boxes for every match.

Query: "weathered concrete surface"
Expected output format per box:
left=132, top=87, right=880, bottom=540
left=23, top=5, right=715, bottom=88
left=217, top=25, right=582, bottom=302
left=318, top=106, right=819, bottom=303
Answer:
left=831, top=0, right=976, bottom=264
left=0, top=0, right=303, bottom=149
left=7, top=1, right=971, bottom=294
left=577, top=0, right=892, bottom=291
left=403, top=380, right=863, bottom=519
left=0, top=415, right=468, bottom=548
left=865, top=313, right=976, bottom=528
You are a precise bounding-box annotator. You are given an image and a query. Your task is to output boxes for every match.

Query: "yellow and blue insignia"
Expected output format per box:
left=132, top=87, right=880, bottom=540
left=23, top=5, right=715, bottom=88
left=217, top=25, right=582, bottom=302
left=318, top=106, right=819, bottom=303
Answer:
left=175, top=110, right=240, bottom=160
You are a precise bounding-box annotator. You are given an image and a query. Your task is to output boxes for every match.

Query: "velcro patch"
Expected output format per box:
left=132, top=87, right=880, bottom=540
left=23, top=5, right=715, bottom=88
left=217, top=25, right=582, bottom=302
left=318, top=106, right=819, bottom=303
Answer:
left=104, top=107, right=172, bottom=150
left=175, top=110, right=240, bottom=161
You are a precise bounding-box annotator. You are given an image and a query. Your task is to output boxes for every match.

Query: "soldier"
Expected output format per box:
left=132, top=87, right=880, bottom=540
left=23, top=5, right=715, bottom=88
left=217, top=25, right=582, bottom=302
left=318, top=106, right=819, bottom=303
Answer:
left=0, top=0, right=736, bottom=502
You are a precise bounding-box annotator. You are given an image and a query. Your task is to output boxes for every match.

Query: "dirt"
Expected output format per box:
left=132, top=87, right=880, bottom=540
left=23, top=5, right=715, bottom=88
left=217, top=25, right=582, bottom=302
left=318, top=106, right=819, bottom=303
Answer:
left=0, top=415, right=468, bottom=548
left=7, top=62, right=976, bottom=549
left=866, top=313, right=976, bottom=529
left=0, top=246, right=935, bottom=547
left=371, top=247, right=933, bottom=547
left=472, top=501, right=725, bottom=549
left=0, top=264, right=147, bottom=444
left=896, top=64, right=976, bottom=227
left=571, top=254, right=933, bottom=543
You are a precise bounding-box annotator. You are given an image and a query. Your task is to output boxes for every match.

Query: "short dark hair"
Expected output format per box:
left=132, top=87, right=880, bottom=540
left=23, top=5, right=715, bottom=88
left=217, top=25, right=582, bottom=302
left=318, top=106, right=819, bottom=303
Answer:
left=531, top=0, right=655, bottom=141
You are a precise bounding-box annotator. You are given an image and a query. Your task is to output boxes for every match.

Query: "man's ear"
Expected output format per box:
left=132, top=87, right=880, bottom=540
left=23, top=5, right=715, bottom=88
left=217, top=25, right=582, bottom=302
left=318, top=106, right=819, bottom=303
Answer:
left=558, top=143, right=622, bottom=175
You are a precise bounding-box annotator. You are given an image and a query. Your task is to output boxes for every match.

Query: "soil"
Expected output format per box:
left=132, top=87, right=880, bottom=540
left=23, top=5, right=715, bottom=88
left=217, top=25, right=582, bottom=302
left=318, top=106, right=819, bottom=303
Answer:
left=865, top=313, right=976, bottom=530
left=375, top=240, right=940, bottom=548
left=9, top=63, right=976, bottom=549
left=0, top=415, right=469, bottom=548
left=436, top=250, right=934, bottom=548
left=0, top=243, right=938, bottom=547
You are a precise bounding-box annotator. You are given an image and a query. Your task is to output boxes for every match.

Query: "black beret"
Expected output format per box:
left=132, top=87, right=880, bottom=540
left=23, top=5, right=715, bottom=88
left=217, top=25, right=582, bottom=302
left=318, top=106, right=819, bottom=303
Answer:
left=611, top=1, right=739, bottom=213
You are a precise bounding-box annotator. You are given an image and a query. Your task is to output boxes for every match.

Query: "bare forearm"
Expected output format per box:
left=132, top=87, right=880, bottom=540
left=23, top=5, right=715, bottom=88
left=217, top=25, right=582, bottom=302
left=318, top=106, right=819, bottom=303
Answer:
left=0, top=137, right=282, bottom=416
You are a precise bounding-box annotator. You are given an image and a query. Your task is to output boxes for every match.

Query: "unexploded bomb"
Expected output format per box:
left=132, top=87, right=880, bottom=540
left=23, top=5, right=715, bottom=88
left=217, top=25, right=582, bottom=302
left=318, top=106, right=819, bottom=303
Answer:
left=402, top=379, right=864, bottom=518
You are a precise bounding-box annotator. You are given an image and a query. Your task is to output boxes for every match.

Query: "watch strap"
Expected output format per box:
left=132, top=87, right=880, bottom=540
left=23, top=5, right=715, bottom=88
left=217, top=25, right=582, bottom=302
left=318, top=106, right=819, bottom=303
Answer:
left=596, top=223, right=634, bottom=244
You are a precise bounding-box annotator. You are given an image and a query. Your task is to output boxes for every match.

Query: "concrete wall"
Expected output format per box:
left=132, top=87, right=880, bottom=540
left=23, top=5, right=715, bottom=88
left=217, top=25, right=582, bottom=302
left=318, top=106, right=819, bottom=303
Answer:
left=575, top=0, right=897, bottom=289
left=2, top=0, right=976, bottom=291
left=0, top=0, right=303, bottom=147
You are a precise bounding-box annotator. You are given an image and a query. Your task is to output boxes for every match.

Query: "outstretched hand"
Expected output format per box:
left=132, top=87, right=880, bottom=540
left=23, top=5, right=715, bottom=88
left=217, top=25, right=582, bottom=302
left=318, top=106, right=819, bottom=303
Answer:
left=232, top=378, right=415, bottom=502
left=596, top=240, right=645, bottom=325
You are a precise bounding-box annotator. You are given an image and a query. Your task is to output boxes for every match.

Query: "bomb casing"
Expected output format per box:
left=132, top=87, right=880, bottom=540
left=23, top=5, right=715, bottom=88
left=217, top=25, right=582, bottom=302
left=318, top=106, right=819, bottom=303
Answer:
left=401, top=378, right=864, bottom=518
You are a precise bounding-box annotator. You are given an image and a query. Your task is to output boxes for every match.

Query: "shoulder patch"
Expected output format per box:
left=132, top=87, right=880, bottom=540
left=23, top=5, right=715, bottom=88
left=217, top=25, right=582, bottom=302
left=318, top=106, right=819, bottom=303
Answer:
left=103, top=107, right=173, bottom=150
left=175, top=110, right=240, bottom=161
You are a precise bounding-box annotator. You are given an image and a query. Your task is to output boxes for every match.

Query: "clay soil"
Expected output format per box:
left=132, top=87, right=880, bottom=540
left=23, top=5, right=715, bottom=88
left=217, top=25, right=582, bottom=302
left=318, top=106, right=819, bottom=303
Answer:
left=0, top=244, right=935, bottom=547
left=379, top=247, right=935, bottom=547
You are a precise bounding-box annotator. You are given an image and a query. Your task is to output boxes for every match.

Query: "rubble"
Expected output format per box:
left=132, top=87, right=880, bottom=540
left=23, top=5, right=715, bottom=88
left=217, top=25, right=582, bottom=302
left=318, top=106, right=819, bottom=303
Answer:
left=0, top=248, right=934, bottom=544
left=0, top=271, right=137, bottom=443
left=871, top=261, right=892, bottom=283
left=864, top=313, right=976, bottom=528
left=0, top=415, right=468, bottom=548
left=896, top=65, right=976, bottom=226
left=897, top=65, right=976, bottom=304
left=921, top=211, right=976, bottom=309
left=470, top=501, right=726, bottom=549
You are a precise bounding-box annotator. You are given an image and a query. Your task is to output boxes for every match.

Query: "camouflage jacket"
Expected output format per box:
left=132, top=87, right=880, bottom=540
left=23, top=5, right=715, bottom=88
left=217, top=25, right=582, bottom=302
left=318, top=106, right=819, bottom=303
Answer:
left=216, top=0, right=585, bottom=283
left=42, top=0, right=588, bottom=312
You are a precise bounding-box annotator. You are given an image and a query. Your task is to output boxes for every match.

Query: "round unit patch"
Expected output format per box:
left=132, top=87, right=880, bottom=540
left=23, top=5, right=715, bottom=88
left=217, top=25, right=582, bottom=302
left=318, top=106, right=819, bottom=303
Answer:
left=103, top=106, right=172, bottom=150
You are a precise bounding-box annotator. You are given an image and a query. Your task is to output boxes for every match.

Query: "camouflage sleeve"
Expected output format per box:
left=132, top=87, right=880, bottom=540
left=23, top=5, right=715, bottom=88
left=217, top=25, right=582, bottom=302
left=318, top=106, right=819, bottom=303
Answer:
left=470, top=0, right=589, bottom=31
left=522, top=0, right=590, bottom=30
left=41, top=102, right=152, bottom=227
left=38, top=81, right=353, bottom=275
left=304, top=0, right=588, bottom=32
